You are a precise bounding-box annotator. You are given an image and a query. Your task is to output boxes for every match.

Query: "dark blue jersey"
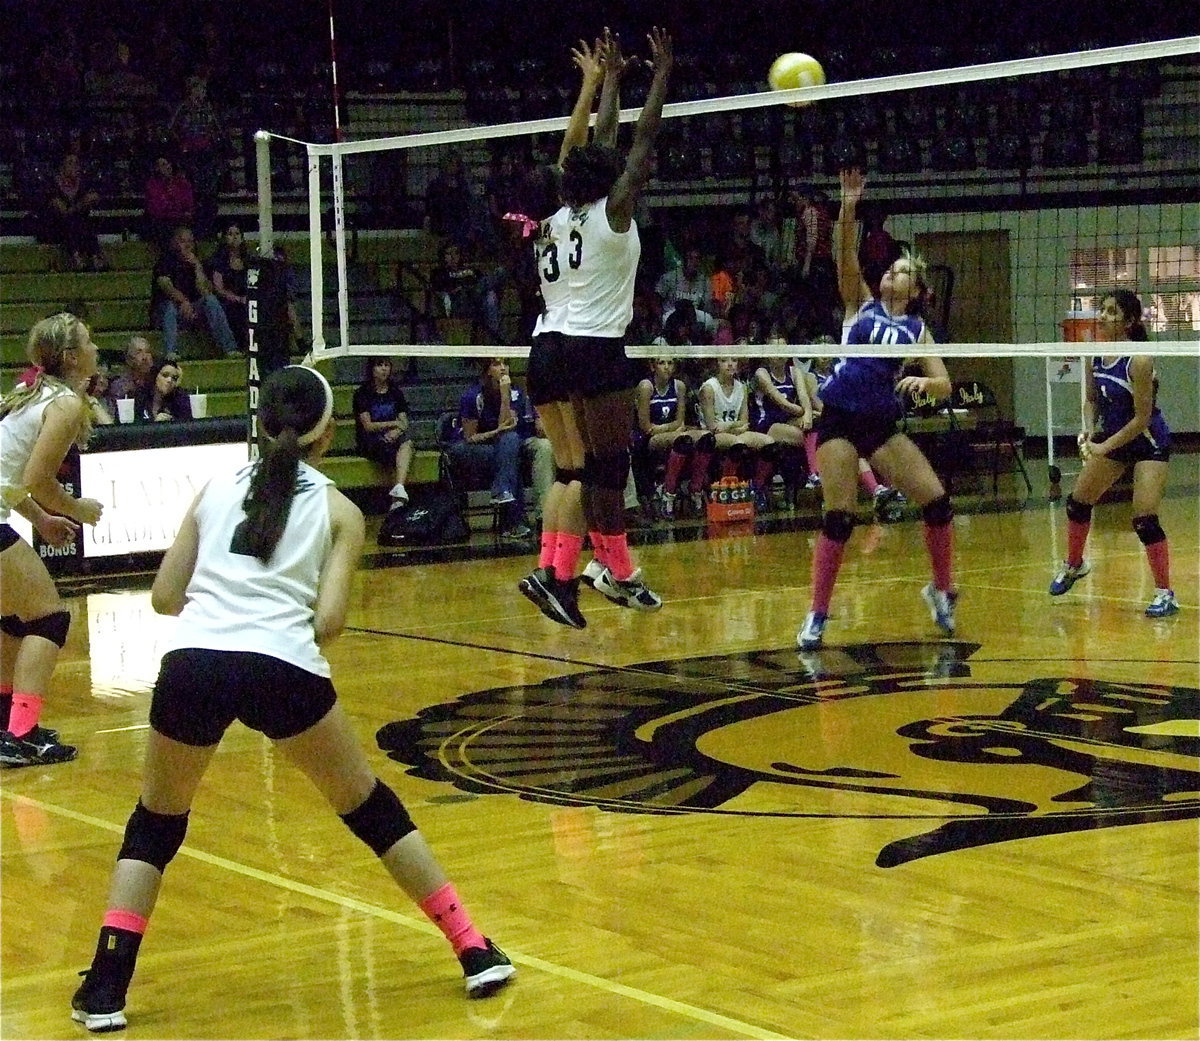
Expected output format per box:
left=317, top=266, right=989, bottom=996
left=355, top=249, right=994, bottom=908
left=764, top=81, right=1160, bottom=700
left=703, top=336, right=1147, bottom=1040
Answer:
left=1093, top=356, right=1170, bottom=449
left=821, top=300, right=924, bottom=416
left=647, top=378, right=682, bottom=425
left=751, top=368, right=799, bottom=432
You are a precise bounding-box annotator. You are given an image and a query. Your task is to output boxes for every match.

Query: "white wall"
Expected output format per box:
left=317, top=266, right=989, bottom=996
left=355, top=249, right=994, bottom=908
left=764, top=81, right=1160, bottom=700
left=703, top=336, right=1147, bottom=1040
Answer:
left=889, top=203, right=1200, bottom=435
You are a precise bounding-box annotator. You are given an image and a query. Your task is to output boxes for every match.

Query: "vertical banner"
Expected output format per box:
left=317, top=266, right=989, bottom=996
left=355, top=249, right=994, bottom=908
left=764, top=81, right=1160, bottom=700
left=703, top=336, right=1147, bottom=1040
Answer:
left=35, top=446, right=84, bottom=576
left=246, top=256, right=291, bottom=460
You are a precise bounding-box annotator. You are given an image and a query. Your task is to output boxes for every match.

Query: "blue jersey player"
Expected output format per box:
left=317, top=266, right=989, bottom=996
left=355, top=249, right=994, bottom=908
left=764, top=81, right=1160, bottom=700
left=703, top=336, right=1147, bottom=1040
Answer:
left=1050, top=289, right=1178, bottom=616
left=798, top=168, right=958, bottom=651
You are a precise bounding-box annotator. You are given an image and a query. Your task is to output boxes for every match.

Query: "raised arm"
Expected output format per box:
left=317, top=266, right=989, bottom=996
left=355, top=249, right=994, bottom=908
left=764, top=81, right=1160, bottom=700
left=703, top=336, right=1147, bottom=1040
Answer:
left=594, top=28, right=628, bottom=148
left=836, top=168, right=870, bottom=317
left=607, top=26, right=672, bottom=231
left=557, top=38, right=605, bottom=166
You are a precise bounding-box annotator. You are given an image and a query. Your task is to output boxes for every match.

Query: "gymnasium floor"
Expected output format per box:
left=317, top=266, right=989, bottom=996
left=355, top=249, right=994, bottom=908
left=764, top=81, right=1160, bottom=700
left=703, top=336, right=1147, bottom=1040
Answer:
left=2, top=460, right=1197, bottom=1040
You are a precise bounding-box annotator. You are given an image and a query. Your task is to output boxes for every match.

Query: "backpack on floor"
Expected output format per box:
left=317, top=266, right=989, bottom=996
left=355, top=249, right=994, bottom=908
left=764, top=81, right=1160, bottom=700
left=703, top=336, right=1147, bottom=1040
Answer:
left=377, top=488, right=468, bottom=546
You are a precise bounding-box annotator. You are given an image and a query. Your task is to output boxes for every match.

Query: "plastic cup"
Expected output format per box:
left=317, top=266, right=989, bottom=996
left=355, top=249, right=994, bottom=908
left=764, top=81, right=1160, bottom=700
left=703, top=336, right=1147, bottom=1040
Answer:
left=116, top=398, right=134, bottom=423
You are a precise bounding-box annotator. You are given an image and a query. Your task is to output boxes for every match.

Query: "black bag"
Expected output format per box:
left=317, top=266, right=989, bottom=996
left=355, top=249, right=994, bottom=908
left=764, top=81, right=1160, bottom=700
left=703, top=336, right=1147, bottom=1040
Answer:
left=377, top=489, right=468, bottom=546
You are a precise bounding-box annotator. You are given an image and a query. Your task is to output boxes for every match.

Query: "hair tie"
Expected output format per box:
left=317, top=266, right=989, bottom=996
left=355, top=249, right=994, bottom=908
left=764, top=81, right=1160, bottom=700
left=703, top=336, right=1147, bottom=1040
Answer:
left=502, top=212, right=540, bottom=238
left=286, top=365, right=334, bottom=445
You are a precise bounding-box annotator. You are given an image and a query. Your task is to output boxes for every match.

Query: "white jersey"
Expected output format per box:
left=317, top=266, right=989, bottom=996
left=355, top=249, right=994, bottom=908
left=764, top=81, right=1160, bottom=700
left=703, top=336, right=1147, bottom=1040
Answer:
left=166, top=459, right=334, bottom=676
left=0, top=381, right=76, bottom=523
left=701, top=376, right=746, bottom=427
left=532, top=208, right=571, bottom=336
left=560, top=197, right=640, bottom=338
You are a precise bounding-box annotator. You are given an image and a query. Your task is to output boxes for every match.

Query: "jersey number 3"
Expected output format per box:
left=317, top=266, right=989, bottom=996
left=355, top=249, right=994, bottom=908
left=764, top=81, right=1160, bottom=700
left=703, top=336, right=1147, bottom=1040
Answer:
left=541, top=230, right=583, bottom=283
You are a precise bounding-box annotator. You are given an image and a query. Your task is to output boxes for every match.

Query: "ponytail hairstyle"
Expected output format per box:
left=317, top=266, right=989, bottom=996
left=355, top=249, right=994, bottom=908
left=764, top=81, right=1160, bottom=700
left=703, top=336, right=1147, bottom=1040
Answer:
left=1107, top=288, right=1148, bottom=341
left=899, top=248, right=930, bottom=317
left=233, top=366, right=333, bottom=564
left=0, top=313, right=94, bottom=446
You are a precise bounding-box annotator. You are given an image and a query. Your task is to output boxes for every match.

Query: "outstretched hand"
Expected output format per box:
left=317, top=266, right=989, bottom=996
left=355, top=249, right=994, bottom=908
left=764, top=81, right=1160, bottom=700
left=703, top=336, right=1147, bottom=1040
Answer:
left=840, top=167, right=865, bottom=205
left=647, top=26, right=673, bottom=73
left=570, top=38, right=604, bottom=82
left=599, top=27, right=629, bottom=78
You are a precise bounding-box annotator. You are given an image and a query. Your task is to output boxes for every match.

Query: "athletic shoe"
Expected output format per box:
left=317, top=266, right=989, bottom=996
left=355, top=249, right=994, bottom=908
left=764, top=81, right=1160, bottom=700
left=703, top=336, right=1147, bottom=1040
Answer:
left=804, top=473, right=821, bottom=490
left=0, top=726, right=78, bottom=768
left=753, top=488, right=770, bottom=513
left=517, top=568, right=586, bottom=629
left=580, top=558, right=605, bottom=589
left=657, top=488, right=676, bottom=519
left=71, top=969, right=127, bottom=1032
left=1049, top=559, right=1091, bottom=596
left=459, top=939, right=516, bottom=998
left=797, top=611, right=827, bottom=650
left=594, top=567, right=663, bottom=611
left=921, top=583, right=958, bottom=637
left=690, top=491, right=707, bottom=516
left=500, top=523, right=532, bottom=541
left=873, top=486, right=904, bottom=523
left=489, top=491, right=515, bottom=506
left=388, top=482, right=409, bottom=505
left=1145, top=588, right=1180, bottom=618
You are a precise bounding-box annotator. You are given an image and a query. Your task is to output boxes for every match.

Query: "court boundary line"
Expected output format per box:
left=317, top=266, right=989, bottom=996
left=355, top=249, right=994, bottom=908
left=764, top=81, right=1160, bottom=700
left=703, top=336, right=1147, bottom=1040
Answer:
left=0, top=790, right=794, bottom=1041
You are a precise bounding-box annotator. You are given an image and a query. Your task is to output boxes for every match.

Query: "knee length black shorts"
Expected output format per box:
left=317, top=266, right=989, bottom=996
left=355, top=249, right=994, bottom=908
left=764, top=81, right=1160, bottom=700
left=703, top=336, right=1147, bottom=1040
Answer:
left=150, top=648, right=337, bottom=746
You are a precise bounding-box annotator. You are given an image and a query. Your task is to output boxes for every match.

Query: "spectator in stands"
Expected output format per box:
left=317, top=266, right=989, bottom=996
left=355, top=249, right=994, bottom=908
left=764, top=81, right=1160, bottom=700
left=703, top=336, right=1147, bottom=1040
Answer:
left=207, top=221, right=250, bottom=352
left=425, top=153, right=490, bottom=252
left=448, top=358, right=535, bottom=540
left=750, top=195, right=785, bottom=269
left=656, top=246, right=715, bottom=319
left=109, top=335, right=157, bottom=409
left=790, top=186, right=838, bottom=321
left=430, top=241, right=505, bottom=344
left=42, top=153, right=108, bottom=272
left=168, top=75, right=226, bottom=238
left=134, top=359, right=193, bottom=423
left=151, top=226, right=240, bottom=359
left=144, top=156, right=195, bottom=253
left=88, top=364, right=117, bottom=425
left=724, top=209, right=766, bottom=272
left=353, top=357, right=414, bottom=508
left=857, top=201, right=900, bottom=297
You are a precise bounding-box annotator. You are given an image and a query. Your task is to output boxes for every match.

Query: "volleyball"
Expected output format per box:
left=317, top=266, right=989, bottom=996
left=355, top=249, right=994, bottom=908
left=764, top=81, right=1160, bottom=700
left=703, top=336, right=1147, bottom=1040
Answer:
left=768, top=52, right=825, bottom=106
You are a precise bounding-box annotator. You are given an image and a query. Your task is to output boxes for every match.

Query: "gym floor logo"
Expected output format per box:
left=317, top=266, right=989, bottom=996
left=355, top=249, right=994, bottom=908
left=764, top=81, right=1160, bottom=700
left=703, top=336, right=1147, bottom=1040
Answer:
left=376, top=641, right=1199, bottom=866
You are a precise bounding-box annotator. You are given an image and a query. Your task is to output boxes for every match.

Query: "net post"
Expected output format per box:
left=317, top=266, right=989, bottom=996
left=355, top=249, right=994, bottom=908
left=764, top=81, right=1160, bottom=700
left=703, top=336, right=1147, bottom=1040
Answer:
left=331, top=151, right=350, bottom=356
left=306, top=146, right=325, bottom=354
left=254, top=131, right=274, bottom=257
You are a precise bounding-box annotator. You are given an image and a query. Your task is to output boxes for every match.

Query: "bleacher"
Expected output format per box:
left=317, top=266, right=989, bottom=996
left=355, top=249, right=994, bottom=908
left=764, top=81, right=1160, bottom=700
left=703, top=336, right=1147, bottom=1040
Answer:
left=0, top=232, right=506, bottom=511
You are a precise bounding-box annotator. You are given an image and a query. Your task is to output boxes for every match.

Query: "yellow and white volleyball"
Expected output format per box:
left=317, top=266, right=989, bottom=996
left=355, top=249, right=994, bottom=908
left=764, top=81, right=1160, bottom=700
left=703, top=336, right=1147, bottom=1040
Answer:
left=768, top=52, right=825, bottom=106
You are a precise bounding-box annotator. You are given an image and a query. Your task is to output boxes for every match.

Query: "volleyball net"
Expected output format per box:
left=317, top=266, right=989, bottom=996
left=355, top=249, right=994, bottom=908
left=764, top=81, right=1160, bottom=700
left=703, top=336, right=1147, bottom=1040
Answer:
left=252, top=34, right=1199, bottom=456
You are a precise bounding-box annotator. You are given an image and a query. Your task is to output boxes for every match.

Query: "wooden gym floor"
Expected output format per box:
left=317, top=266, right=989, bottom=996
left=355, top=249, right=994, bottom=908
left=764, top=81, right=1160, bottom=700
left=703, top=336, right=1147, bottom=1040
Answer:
left=2, top=462, right=1197, bottom=1040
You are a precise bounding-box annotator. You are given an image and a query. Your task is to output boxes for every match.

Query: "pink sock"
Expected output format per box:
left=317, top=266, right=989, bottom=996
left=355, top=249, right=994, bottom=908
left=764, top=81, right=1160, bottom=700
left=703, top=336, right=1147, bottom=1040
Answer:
left=810, top=534, right=846, bottom=614
left=690, top=449, right=713, bottom=490
left=1145, top=539, right=1171, bottom=588
left=8, top=692, right=42, bottom=739
left=804, top=432, right=820, bottom=476
left=103, top=909, right=149, bottom=935
left=538, top=529, right=557, bottom=569
left=753, top=455, right=774, bottom=488
left=664, top=449, right=687, bottom=494
left=553, top=533, right=585, bottom=580
left=858, top=466, right=880, bottom=495
left=587, top=531, right=607, bottom=566
left=1066, top=518, right=1090, bottom=567
left=599, top=534, right=635, bottom=581
left=419, top=883, right=486, bottom=956
left=923, top=522, right=955, bottom=592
